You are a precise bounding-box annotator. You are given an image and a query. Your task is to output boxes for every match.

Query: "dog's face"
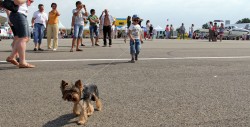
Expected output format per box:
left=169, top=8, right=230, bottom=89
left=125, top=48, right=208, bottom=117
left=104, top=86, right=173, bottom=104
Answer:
left=61, top=80, right=84, bottom=103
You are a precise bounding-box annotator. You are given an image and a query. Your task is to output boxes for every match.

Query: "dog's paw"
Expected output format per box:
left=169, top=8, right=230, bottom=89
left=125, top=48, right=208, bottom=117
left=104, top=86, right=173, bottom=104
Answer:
left=77, top=120, right=86, bottom=125
left=74, top=112, right=81, bottom=116
left=96, top=107, right=102, bottom=111
left=87, top=112, right=93, bottom=116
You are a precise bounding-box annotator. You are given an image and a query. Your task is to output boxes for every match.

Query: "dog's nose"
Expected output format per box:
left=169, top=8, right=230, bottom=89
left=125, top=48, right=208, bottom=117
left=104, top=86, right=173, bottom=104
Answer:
left=72, top=97, right=77, bottom=102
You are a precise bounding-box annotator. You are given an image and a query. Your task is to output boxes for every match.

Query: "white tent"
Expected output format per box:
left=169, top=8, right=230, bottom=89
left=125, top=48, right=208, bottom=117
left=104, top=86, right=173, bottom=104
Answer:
left=58, top=21, right=66, bottom=29
left=119, top=25, right=127, bottom=30
left=154, top=25, right=164, bottom=31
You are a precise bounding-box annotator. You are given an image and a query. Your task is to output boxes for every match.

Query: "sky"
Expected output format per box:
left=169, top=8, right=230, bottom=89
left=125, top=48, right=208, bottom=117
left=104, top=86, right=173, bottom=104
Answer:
left=1, top=0, right=249, bottom=30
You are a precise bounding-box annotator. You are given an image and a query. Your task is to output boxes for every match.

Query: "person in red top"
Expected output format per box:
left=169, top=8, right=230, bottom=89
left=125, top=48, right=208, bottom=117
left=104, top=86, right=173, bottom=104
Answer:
left=165, top=25, right=170, bottom=39
left=212, top=23, right=218, bottom=42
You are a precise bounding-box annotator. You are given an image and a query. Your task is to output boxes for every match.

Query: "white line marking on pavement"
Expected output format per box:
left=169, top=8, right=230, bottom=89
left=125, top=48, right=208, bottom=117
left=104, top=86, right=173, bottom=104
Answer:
left=1, top=56, right=250, bottom=63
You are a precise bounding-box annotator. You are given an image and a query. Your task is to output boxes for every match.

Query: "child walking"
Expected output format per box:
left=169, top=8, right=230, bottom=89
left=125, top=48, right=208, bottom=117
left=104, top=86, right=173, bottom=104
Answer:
left=128, top=15, right=143, bottom=63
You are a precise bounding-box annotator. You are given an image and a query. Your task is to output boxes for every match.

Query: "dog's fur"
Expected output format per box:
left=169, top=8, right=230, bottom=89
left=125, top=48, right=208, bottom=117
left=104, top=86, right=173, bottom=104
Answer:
left=61, top=80, right=102, bottom=125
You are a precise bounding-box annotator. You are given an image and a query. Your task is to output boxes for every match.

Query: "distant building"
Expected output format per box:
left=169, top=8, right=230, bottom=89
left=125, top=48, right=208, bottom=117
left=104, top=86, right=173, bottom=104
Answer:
left=115, top=18, right=126, bottom=27
left=225, top=20, right=230, bottom=25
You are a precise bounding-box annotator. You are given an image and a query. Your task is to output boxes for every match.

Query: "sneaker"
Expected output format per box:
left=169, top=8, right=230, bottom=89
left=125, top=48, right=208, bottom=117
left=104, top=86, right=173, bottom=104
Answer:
left=76, top=49, right=83, bottom=51
left=33, top=48, right=37, bottom=51
left=81, top=44, right=85, bottom=46
left=102, top=45, right=107, bottom=47
left=135, top=55, right=138, bottom=61
left=130, top=60, right=135, bottom=63
left=70, top=49, right=73, bottom=52
left=53, top=49, right=57, bottom=51
left=95, top=44, right=100, bottom=46
left=38, top=48, right=44, bottom=51
left=109, top=45, right=112, bottom=47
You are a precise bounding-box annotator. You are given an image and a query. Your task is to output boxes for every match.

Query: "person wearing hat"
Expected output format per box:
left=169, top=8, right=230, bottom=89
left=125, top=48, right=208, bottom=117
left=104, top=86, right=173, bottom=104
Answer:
left=128, top=14, right=143, bottom=63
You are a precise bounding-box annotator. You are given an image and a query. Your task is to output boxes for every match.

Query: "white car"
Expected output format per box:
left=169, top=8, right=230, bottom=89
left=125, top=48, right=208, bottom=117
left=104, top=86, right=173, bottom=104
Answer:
left=0, top=27, right=8, bottom=39
left=198, top=27, right=249, bottom=40
left=224, top=28, right=249, bottom=40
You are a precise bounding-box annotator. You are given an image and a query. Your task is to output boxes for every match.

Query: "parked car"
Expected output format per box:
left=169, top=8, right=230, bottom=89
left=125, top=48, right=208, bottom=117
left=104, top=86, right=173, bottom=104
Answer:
left=224, top=28, right=249, bottom=40
left=194, top=29, right=209, bottom=39
left=170, top=31, right=178, bottom=39
left=0, top=27, right=8, bottom=39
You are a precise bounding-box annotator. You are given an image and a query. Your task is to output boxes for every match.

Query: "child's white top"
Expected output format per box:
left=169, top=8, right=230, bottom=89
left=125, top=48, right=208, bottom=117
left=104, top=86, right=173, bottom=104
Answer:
left=129, top=24, right=142, bottom=39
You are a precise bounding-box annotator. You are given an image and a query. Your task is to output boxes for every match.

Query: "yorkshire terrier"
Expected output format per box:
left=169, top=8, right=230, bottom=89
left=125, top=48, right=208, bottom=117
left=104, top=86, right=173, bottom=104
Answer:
left=61, top=80, right=102, bottom=125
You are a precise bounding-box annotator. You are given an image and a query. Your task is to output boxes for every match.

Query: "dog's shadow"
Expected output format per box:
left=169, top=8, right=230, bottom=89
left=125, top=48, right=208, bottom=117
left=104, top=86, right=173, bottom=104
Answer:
left=43, top=113, right=77, bottom=127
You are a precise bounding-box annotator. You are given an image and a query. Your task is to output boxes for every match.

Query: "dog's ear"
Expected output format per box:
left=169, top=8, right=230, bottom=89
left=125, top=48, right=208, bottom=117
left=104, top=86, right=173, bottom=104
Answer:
left=75, top=80, right=84, bottom=90
left=61, top=80, right=69, bottom=90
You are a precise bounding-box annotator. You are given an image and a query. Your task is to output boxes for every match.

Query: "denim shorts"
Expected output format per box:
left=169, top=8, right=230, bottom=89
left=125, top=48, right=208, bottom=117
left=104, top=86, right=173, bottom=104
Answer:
left=89, top=25, right=98, bottom=39
left=74, top=24, right=84, bottom=38
left=9, top=12, right=29, bottom=38
left=10, top=25, right=16, bottom=36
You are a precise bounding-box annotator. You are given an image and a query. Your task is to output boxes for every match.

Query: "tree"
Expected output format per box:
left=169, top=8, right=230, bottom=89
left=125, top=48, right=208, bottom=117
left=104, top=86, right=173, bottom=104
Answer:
left=236, top=18, right=250, bottom=24
left=202, top=23, right=209, bottom=29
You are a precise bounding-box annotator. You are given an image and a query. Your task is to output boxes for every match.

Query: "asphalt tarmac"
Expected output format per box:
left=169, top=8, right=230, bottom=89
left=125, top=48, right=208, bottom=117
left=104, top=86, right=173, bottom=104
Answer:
left=1, top=39, right=250, bottom=127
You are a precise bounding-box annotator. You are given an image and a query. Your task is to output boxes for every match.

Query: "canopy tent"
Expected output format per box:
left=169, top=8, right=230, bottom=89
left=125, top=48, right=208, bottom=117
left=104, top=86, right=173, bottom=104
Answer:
left=154, top=25, right=164, bottom=31
left=117, top=25, right=127, bottom=30
left=58, top=21, right=66, bottom=29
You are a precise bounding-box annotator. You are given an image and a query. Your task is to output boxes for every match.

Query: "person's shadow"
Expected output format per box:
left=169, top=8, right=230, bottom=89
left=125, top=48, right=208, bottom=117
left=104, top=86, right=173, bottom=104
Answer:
left=43, top=114, right=76, bottom=127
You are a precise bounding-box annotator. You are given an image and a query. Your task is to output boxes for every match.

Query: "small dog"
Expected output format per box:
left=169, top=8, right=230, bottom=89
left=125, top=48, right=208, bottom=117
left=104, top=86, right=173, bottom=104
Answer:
left=61, top=80, right=102, bottom=125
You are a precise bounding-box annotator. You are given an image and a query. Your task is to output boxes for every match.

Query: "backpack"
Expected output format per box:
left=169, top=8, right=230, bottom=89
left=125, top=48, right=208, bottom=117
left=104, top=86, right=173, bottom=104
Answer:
left=0, top=0, right=19, bottom=12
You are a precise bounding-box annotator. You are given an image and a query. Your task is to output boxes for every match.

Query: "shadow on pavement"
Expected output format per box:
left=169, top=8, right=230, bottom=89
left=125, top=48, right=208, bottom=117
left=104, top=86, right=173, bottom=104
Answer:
left=0, top=65, right=18, bottom=70
left=58, top=46, right=72, bottom=48
left=0, top=50, right=11, bottom=53
left=26, top=50, right=71, bottom=53
left=43, top=113, right=76, bottom=127
left=0, top=62, right=9, bottom=65
left=88, top=61, right=129, bottom=66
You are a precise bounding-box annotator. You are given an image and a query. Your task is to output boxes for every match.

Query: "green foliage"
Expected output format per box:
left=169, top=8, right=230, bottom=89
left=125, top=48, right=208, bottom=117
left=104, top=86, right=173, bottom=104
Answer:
left=176, top=28, right=180, bottom=34
left=202, top=23, right=209, bottom=29
left=236, top=18, right=250, bottom=24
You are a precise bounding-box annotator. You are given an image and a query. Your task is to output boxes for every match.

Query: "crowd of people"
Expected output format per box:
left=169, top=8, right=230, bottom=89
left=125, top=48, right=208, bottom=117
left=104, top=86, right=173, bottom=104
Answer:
left=162, top=22, right=225, bottom=41
left=3, top=0, right=145, bottom=68
left=2, top=0, right=249, bottom=69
